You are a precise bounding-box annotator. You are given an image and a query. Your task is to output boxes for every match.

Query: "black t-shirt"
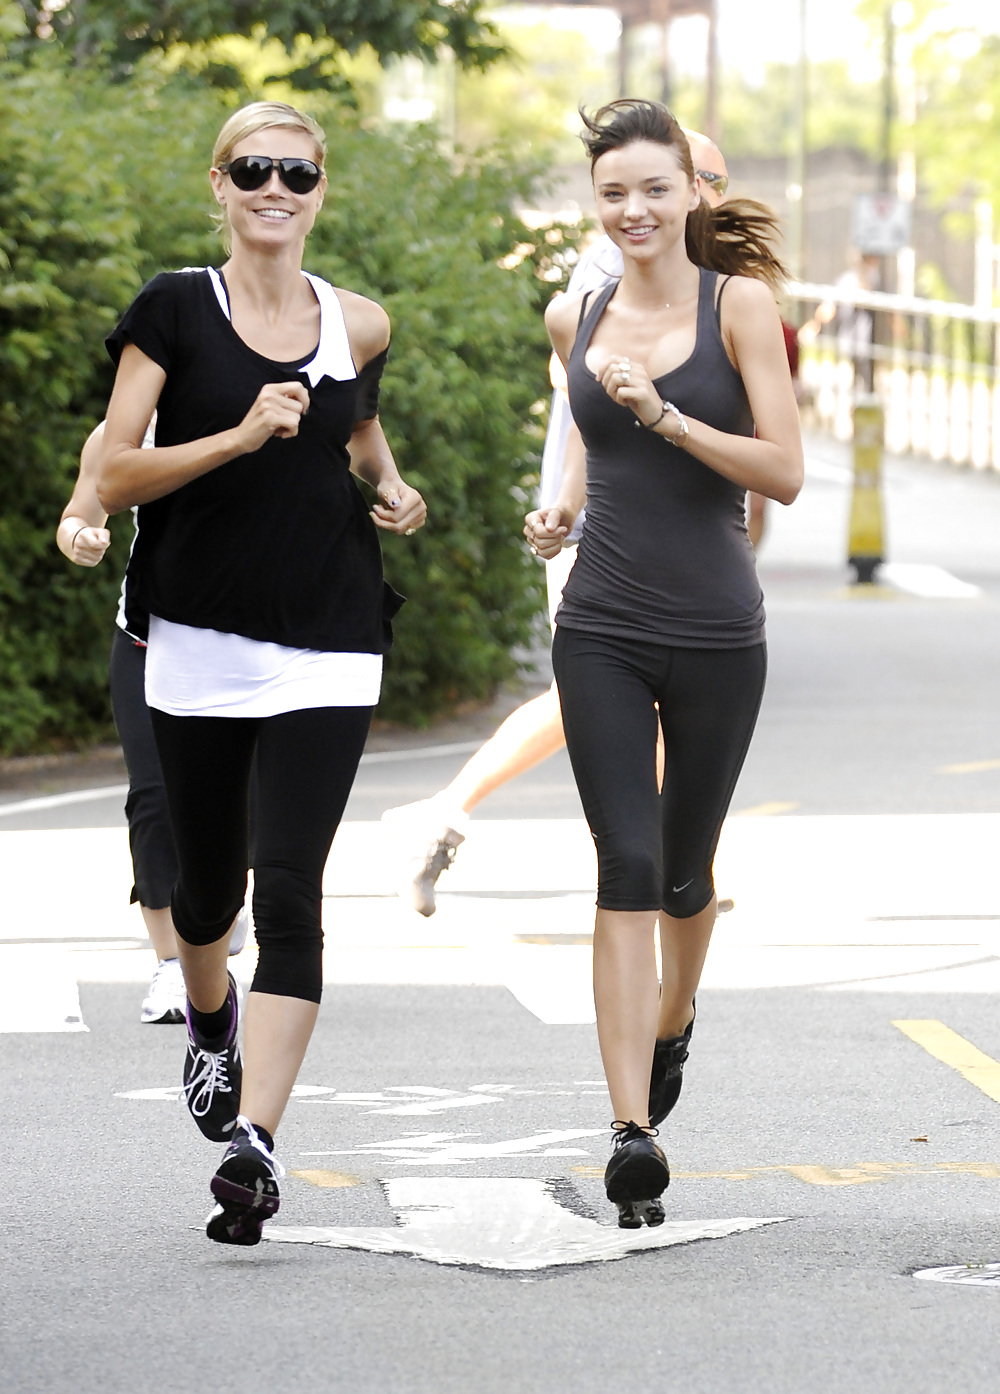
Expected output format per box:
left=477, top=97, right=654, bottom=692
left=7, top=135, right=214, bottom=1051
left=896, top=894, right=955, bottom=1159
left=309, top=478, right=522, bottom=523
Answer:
left=106, top=269, right=402, bottom=653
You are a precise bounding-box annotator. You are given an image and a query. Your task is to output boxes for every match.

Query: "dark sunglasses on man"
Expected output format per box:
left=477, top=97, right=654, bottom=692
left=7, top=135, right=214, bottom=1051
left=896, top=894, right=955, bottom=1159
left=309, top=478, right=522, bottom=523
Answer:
left=696, top=168, right=729, bottom=197
left=220, top=155, right=323, bottom=195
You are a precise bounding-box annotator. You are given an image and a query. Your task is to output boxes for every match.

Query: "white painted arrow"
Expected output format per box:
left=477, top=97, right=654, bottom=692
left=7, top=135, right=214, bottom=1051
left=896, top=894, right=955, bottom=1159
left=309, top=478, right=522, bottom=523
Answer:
left=299, top=1128, right=605, bottom=1164
left=914, top=1263, right=1000, bottom=1288
left=264, top=1177, right=786, bottom=1271
left=0, top=946, right=88, bottom=1033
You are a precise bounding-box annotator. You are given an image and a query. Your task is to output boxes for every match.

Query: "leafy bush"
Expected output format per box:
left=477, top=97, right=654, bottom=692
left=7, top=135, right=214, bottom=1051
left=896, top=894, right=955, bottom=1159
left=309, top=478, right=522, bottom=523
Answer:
left=0, top=47, right=576, bottom=751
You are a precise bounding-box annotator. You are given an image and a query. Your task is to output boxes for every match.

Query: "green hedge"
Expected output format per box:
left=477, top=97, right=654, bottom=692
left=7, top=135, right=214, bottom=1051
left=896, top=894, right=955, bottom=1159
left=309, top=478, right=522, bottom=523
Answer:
left=0, top=50, right=577, bottom=753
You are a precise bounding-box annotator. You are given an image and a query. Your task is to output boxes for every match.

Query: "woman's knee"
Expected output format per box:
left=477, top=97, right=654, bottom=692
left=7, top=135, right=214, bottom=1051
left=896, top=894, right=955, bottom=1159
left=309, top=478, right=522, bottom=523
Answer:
left=595, top=837, right=661, bottom=911
left=661, top=872, right=714, bottom=920
left=172, top=881, right=245, bottom=946
left=251, top=864, right=324, bottom=1002
left=252, top=863, right=322, bottom=946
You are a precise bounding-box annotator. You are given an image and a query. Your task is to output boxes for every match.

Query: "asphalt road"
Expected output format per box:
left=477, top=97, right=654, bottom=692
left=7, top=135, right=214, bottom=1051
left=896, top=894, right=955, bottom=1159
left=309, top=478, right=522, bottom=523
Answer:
left=2, top=432, right=1000, bottom=1393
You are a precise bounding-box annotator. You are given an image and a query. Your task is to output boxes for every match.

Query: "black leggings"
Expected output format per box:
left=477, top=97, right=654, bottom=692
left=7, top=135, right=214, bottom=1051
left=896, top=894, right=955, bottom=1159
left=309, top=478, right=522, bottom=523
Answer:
left=150, top=706, right=372, bottom=1003
left=552, top=626, right=766, bottom=917
left=109, top=629, right=178, bottom=909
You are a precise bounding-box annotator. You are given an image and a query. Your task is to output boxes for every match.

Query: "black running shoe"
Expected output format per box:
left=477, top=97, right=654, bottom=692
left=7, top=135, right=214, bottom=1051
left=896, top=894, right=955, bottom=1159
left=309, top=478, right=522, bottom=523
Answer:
left=604, top=1121, right=670, bottom=1229
left=181, top=973, right=242, bottom=1142
left=648, top=1004, right=695, bottom=1128
left=207, top=1116, right=283, bottom=1246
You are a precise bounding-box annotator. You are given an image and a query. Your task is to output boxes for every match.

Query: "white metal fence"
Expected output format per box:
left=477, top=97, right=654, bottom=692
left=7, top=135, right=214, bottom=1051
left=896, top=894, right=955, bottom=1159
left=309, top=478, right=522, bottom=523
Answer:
left=787, top=281, right=1000, bottom=470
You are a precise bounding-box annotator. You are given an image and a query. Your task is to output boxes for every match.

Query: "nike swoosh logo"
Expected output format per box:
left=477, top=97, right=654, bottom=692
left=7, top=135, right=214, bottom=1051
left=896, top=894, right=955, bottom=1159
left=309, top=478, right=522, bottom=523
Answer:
left=672, top=878, right=694, bottom=893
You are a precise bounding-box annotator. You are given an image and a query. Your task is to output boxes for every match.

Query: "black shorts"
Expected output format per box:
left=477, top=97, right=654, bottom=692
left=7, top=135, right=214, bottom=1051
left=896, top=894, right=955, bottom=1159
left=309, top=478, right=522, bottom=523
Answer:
left=553, top=626, right=766, bottom=917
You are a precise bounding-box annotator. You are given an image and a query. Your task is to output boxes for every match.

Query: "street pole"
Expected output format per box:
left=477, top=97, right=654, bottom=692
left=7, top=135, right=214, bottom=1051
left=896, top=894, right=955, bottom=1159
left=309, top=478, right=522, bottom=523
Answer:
left=704, top=0, right=719, bottom=141
left=848, top=2, right=894, bottom=585
left=787, top=0, right=807, bottom=282
left=618, top=12, right=630, bottom=97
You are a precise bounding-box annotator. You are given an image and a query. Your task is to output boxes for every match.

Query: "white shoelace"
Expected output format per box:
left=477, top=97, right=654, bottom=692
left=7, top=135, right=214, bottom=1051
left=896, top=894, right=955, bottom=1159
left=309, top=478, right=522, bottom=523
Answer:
left=236, top=1115, right=286, bottom=1178
left=182, top=1042, right=232, bottom=1118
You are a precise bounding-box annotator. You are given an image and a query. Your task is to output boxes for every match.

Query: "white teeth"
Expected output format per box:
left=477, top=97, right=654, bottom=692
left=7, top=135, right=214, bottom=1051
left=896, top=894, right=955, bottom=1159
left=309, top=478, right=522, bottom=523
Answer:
left=255, top=209, right=291, bottom=220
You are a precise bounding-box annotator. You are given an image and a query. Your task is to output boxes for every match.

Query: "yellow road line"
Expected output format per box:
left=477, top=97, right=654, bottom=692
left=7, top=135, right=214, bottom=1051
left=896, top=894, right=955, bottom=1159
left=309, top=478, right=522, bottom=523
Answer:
left=571, top=1161, right=1000, bottom=1186
left=938, top=757, right=1000, bottom=774
left=291, top=1169, right=361, bottom=1188
left=893, top=1019, right=1000, bottom=1104
left=731, top=801, right=800, bottom=818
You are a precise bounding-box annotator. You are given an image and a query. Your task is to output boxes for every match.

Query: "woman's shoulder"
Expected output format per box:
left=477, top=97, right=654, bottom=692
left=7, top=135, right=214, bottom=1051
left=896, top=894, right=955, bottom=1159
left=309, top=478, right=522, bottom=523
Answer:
left=126, top=267, right=212, bottom=314
left=717, top=273, right=776, bottom=311
left=545, top=290, right=587, bottom=329
left=144, top=267, right=213, bottom=293
left=333, top=287, right=390, bottom=362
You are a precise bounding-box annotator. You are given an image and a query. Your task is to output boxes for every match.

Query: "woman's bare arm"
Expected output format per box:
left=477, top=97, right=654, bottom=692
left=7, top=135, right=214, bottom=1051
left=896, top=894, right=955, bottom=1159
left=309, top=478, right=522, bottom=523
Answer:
left=604, top=278, right=802, bottom=504
left=544, top=292, right=587, bottom=373
left=348, top=417, right=426, bottom=535
left=97, top=343, right=311, bottom=514
left=341, top=292, right=426, bottom=535
left=57, top=423, right=112, bottom=566
left=524, top=417, right=587, bottom=560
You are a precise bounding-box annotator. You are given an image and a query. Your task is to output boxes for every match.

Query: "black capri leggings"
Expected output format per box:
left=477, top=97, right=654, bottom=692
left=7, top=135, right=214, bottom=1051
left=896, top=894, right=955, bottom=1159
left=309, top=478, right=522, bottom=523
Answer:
left=109, top=628, right=178, bottom=909
left=552, top=626, right=766, bottom=918
left=150, top=705, right=372, bottom=1003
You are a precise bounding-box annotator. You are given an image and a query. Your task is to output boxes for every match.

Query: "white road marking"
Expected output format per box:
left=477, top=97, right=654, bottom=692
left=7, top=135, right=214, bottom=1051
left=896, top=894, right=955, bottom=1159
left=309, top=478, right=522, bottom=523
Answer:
left=501, top=943, right=596, bottom=1024
left=0, top=784, right=129, bottom=817
left=879, top=563, right=981, bottom=599
left=116, top=1087, right=182, bottom=1102
left=264, top=1176, right=786, bottom=1271
left=9, top=816, right=1000, bottom=999
left=914, top=1263, right=1000, bottom=1288
left=300, top=1128, right=605, bottom=1165
left=359, top=741, right=481, bottom=766
left=114, top=1081, right=609, bottom=1107
left=0, top=741, right=479, bottom=820
left=0, top=946, right=88, bottom=1033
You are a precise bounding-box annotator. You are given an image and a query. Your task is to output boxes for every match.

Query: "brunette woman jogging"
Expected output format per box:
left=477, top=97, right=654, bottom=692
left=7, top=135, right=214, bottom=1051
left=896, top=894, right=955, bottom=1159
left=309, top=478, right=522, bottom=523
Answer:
left=97, top=101, right=425, bottom=1245
left=526, top=100, right=802, bottom=1227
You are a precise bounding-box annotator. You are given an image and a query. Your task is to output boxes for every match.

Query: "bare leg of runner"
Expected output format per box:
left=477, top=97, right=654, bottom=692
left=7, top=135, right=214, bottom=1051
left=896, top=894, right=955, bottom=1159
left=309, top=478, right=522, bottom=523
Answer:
left=443, top=684, right=564, bottom=813
left=656, top=897, right=715, bottom=1038
left=593, top=909, right=661, bottom=1127
left=382, top=547, right=577, bottom=915
left=140, top=905, right=178, bottom=962
left=239, top=995, right=320, bottom=1135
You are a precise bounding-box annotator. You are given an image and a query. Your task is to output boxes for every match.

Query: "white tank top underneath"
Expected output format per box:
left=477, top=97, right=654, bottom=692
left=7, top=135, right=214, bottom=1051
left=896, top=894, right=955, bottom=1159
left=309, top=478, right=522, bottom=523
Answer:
left=142, top=268, right=383, bottom=717
left=145, top=617, right=382, bottom=716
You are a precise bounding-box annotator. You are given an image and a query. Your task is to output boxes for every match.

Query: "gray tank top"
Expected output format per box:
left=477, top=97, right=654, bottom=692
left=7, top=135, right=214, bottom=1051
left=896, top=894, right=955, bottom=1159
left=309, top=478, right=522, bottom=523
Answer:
left=556, top=266, right=765, bottom=649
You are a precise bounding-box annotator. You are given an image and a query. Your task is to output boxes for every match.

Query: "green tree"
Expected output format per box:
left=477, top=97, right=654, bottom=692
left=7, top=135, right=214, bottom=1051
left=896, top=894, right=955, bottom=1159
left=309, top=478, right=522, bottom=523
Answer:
left=16, top=1, right=506, bottom=84
left=855, top=0, right=1000, bottom=214
left=453, top=19, right=613, bottom=163
left=667, top=58, right=883, bottom=160
left=0, top=40, right=574, bottom=751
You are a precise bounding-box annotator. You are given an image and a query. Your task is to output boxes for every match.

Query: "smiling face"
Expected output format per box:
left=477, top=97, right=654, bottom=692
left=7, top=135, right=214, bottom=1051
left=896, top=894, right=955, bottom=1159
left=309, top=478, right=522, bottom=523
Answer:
left=592, top=139, right=701, bottom=262
left=210, top=126, right=327, bottom=254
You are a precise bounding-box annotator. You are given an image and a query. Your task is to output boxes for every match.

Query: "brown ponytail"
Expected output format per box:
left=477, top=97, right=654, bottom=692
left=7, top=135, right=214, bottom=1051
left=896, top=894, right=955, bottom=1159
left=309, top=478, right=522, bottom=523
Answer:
left=685, top=198, right=787, bottom=292
left=581, top=98, right=787, bottom=291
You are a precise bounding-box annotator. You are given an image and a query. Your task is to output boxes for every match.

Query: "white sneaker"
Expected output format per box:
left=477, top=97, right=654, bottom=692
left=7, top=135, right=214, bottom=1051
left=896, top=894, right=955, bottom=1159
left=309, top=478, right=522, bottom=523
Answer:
left=381, top=798, right=470, bottom=917
left=228, top=905, right=250, bottom=957
left=140, top=957, right=186, bottom=1024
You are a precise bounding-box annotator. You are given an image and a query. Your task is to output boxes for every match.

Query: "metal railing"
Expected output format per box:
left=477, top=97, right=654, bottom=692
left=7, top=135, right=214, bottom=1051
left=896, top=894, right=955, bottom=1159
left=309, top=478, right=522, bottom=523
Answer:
left=787, top=281, right=1000, bottom=470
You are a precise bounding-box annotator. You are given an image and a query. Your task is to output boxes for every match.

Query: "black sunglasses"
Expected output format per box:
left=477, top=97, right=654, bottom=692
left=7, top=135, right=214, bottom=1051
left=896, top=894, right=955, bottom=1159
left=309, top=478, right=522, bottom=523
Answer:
left=221, top=155, right=322, bottom=195
left=696, top=169, right=729, bottom=197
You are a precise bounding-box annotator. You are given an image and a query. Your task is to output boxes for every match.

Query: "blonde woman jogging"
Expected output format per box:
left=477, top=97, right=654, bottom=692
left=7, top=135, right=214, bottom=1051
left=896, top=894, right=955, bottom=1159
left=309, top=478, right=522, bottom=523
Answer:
left=98, top=101, right=425, bottom=1245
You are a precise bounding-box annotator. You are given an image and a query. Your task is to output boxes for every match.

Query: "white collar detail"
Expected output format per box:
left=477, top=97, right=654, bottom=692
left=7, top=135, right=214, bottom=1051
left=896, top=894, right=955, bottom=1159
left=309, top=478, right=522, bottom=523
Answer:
left=205, top=267, right=356, bottom=387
